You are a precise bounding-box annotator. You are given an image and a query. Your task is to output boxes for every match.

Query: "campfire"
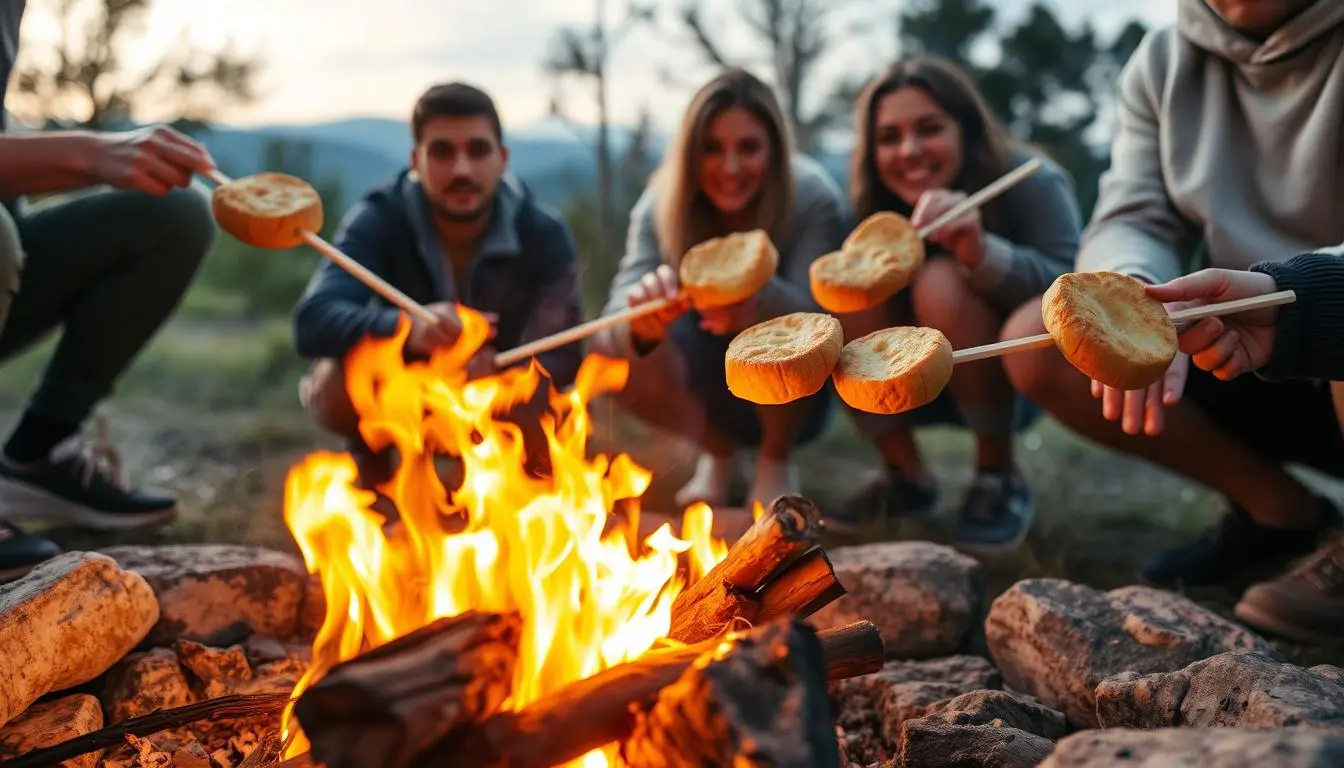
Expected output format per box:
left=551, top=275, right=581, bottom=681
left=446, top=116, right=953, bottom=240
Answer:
left=274, top=308, right=880, bottom=767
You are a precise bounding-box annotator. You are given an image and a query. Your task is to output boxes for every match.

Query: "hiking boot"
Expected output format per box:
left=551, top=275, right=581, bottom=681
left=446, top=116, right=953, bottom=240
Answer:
left=0, top=433, right=176, bottom=532
left=1140, top=498, right=1342, bottom=589
left=952, top=470, right=1034, bottom=555
left=826, top=466, right=939, bottom=533
left=1233, top=532, right=1344, bottom=645
left=0, top=522, right=61, bottom=582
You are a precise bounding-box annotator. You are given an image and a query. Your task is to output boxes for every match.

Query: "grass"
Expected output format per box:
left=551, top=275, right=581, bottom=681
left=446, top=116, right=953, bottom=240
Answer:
left=7, top=307, right=1341, bottom=667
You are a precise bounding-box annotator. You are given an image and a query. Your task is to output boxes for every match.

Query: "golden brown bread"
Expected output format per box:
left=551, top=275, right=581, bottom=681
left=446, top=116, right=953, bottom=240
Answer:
left=831, top=326, right=953, bottom=414
left=1041, top=271, right=1178, bottom=390
left=725, top=312, right=844, bottom=405
left=679, top=229, right=779, bottom=308
left=809, top=211, right=925, bottom=313
left=212, top=172, right=324, bottom=249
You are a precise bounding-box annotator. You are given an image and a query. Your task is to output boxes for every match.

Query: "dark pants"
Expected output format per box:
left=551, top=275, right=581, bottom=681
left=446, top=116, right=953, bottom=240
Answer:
left=0, top=187, right=215, bottom=425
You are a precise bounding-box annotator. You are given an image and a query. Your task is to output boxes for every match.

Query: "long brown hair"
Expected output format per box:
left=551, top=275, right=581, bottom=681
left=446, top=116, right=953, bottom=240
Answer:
left=850, top=55, right=1017, bottom=234
left=654, top=68, right=796, bottom=266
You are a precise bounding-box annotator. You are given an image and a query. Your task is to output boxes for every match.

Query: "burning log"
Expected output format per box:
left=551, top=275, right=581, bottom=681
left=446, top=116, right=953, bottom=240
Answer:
left=408, top=620, right=883, bottom=768
left=621, top=618, right=842, bottom=768
left=668, top=494, right=836, bottom=644
left=292, top=611, right=521, bottom=768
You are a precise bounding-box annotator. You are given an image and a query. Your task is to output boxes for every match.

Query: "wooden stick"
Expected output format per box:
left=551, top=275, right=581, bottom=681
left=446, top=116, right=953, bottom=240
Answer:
left=0, top=693, right=292, bottom=768
left=494, top=159, right=1046, bottom=370
left=408, top=620, right=883, bottom=768
left=951, top=288, right=1299, bottom=364
left=493, top=296, right=677, bottom=368
left=291, top=611, right=522, bottom=768
left=202, top=168, right=438, bottom=327
left=915, top=157, right=1043, bottom=239
left=668, top=494, right=826, bottom=644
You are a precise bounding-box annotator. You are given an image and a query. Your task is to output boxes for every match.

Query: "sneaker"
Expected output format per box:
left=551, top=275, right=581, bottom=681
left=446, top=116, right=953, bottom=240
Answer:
left=1233, top=532, right=1344, bottom=645
left=827, top=466, right=940, bottom=533
left=0, top=434, right=177, bottom=532
left=952, top=470, right=1034, bottom=555
left=0, top=522, right=61, bottom=582
left=1140, top=498, right=1342, bottom=589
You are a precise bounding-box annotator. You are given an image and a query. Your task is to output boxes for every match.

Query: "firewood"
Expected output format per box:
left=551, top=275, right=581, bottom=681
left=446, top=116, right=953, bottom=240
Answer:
left=668, top=494, right=827, bottom=644
left=754, top=547, right=844, bottom=623
left=621, top=618, right=842, bottom=768
left=292, top=611, right=521, bottom=768
left=0, top=693, right=289, bottom=768
left=415, top=620, right=882, bottom=768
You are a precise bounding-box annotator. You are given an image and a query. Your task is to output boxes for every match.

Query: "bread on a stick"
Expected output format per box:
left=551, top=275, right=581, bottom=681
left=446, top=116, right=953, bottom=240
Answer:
left=809, top=212, right=924, bottom=313
left=212, top=172, right=324, bottom=250
left=679, top=229, right=779, bottom=308
left=726, top=312, right=843, bottom=405
left=832, top=326, right=952, bottom=414
left=1041, top=271, right=1178, bottom=390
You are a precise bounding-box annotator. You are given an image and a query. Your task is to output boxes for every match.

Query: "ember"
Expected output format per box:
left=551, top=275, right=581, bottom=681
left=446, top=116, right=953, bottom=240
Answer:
left=279, top=308, right=734, bottom=766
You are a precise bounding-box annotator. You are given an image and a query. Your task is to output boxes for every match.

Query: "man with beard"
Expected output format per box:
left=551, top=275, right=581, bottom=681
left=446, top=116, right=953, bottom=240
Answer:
left=292, top=82, right=583, bottom=487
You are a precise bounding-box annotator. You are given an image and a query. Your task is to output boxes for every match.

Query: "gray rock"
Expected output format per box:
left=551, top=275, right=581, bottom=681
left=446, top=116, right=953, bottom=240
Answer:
left=923, top=689, right=1068, bottom=740
left=810, top=542, right=983, bottom=659
left=898, top=717, right=1054, bottom=768
left=1096, top=651, right=1344, bottom=729
left=101, top=544, right=310, bottom=646
left=1039, top=727, right=1344, bottom=767
left=984, top=579, right=1279, bottom=728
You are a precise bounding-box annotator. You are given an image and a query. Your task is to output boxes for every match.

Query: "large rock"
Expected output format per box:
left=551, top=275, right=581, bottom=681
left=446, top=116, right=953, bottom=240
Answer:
left=0, top=694, right=104, bottom=768
left=102, top=648, right=196, bottom=724
left=922, top=689, right=1068, bottom=740
left=0, top=552, right=159, bottom=727
left=1040, top=727, right=1344, bottom=767
left=1096, top=651, right=1344, bottom=729
left=831, top=654, right=1001, bottom=762
left=809, top=542, right=983, bottom=658
left=984, top=579, right=1279, bottom=728
left=897, top=717, right=1055, bottom=768
left=101, top=544, right=310, bottom=646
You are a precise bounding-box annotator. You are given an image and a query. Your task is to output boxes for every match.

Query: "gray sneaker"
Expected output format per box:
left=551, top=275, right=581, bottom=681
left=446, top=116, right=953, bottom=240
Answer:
left=953, top=471, right=1033, bottom=555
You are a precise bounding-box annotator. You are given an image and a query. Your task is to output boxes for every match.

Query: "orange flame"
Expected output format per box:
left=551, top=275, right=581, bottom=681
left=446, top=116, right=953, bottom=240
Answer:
left=280, top=309, right=728, bottom=766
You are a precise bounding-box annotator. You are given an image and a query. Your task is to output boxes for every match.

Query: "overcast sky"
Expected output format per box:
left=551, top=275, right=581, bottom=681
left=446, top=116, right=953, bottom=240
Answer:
left=14, top=0, right=1179, bottom=130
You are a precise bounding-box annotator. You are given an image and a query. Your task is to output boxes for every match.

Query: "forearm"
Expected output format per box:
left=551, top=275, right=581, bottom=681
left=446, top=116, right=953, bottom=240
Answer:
left=0, top=132, right=101, bottom=199
left=963, top=234, right=1073, bottom=311
left=1252, top=251, right=1344, bottom=381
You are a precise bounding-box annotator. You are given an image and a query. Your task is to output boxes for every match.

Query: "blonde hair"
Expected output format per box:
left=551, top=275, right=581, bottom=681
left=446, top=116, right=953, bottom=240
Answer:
left=654, top=68, right=796, bottom=266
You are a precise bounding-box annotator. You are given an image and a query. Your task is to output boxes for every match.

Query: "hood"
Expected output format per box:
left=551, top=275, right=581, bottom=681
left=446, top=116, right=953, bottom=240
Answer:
left=1179, top=0, right=1344, bottom=65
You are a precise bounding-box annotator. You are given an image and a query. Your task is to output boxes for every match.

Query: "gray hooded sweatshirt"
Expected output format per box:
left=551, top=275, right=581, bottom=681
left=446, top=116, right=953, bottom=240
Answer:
left=1078, top=0, right=1344, bottom=282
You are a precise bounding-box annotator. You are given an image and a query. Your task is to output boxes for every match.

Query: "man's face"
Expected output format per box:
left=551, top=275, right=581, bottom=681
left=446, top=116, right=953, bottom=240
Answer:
left=1204, top=0, right=1318, bottom=35
left=411, top=115, right=508, bottom=222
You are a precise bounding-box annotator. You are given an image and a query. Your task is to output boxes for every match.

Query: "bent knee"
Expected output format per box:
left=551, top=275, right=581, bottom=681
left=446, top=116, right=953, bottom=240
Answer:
left=911, top=258, right=994, bottom=337
left=129, top=185, right=217, bottom=269
left=999, top=297, right=1076, bottom=400
left=300, top=358, right=360, bottom=437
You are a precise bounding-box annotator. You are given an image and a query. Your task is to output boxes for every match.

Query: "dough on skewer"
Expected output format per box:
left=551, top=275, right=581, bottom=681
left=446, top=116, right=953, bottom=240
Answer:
left=1041, top=271, right=1178, bottom=391
left=726, top=312, right=844, bottom=405
left=679, top=229, right=779, bottom=308
left=832, top=326, right=953, bottom=415
left=809, top=211, right=925, bottom=313
left=211, top=172, right=324, bottom=250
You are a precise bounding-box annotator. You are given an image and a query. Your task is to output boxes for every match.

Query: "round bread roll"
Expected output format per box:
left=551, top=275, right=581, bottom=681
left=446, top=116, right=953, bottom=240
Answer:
left=680, top=229, right=779, bottom=308
left=809, top=211, right=925, bottom=313
left=726, top=312, right=844, bottom=405
left=832, top=326, right=953, bottom=415
left=212, top=172, right=324, bottom=250
left=1041, top=271, right=1178, bottom=391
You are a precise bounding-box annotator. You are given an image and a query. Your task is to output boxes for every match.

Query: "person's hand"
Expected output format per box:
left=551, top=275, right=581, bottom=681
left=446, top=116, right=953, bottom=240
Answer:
left=465, top=345, right=498, bottom=380
left=1091, top=352, right=1190, bottom=437
left=1144, top=269, right=1280, bottom=380
left=698, top=295, right=758, bottom=335
left=627, top=264, right=690, bottom=344
left=1086, top=273, right=1192, bottom=437
left=88, top=125, right=216, bottom=196
left=911, top=188, right=984, bottom=269
left=406, top=302, right=497, bottom=356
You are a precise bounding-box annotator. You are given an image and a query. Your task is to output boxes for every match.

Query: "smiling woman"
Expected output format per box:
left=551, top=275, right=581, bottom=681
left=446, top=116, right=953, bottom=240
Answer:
left=591, top=68, right=847, bottom=514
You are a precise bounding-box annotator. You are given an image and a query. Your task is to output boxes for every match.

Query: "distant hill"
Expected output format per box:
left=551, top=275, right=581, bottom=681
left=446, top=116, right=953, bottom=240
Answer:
left=197, top=116, right=851, bottom=218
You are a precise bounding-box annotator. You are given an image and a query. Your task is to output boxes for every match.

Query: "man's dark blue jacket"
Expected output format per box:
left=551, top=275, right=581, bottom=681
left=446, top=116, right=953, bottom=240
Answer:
left=292, top=169, right=584, bottom=389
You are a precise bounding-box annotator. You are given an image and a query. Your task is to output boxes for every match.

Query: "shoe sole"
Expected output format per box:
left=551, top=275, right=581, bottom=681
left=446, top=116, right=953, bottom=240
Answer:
left=1232, top=600, right=1340, bottom=647
left=0, top=477, right=178, bottom=532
